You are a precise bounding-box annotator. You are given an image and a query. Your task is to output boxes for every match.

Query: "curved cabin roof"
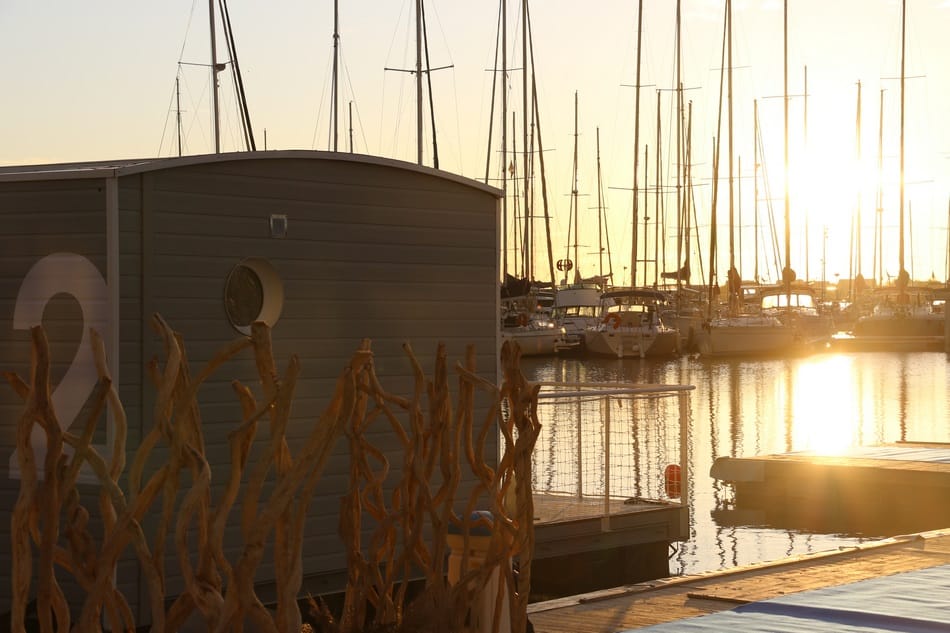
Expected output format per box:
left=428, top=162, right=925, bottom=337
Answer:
left=0, top=149, right=503, bottom=197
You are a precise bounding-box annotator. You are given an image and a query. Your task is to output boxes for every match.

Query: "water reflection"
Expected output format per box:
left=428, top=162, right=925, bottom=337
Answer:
left=519, top=350, right=950, bottom=576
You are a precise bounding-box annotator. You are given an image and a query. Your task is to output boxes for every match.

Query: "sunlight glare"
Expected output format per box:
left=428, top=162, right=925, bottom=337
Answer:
left=791, top=356, right=861, bottom=454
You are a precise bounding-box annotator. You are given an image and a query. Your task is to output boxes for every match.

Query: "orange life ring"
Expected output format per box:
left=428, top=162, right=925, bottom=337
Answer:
left=664, top=464, right=682, bottom=498
left=603, top=313, right=622, bottom=329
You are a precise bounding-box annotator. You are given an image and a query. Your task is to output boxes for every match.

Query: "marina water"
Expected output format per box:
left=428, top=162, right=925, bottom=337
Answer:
left=519, top=349, right=950, bottom=577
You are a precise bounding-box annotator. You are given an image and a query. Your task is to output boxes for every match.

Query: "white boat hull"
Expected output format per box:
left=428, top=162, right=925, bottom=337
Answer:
left=501, top=328, right=563, bottom=356
left=584, top=327, right=656, bottom=358
left=698, top=316, right=796, bottom=357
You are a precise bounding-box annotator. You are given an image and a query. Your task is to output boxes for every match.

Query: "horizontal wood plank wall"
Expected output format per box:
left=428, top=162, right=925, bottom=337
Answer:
left=143, top=157, right=500, bottom=599
left=0, top=177, right=143, bottom=615
left=0, top=154, right=501, bottom=623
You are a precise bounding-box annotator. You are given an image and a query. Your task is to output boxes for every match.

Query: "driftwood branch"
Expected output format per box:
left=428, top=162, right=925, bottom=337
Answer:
left=8, top=319, right=539, bottom=633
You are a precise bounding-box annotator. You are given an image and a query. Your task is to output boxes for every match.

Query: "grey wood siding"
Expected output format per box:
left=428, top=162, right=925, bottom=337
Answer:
left=0, top=153, right=500, bottom=623
left=141, top=157, right=499, bottom=600
left=0, top=176, right=142, bottom=616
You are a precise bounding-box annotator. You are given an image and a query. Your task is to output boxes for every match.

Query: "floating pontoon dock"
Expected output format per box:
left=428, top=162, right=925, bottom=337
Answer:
left=709, top=442, right=950, bottom=534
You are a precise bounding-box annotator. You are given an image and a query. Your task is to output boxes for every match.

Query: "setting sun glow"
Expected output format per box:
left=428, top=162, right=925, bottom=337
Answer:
left=791, top=355, right=862, bottom=454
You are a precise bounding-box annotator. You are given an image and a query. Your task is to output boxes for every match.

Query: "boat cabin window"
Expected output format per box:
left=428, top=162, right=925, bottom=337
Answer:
left=761, top=292, right=817, bottom=310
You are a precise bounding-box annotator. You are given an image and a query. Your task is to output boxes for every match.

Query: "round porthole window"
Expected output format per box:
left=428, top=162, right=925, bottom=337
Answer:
left=224, top=257, right=284, bottom=335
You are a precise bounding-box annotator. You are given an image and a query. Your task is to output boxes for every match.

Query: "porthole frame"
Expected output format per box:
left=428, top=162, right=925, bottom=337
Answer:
left=223, top=257, right=284, bottom=335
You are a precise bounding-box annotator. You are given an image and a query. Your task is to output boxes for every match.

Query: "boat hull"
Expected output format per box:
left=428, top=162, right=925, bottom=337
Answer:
left=698, top=317, right=797, bottom=357
left=844, top=313, right=945, bottom=352
left=501, top=328, right=563, bottom=356
left=584, top=327, right=655, bottom=358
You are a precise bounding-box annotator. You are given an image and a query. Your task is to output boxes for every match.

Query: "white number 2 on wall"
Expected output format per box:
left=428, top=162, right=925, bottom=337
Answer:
left=10, top=253, right=109, bottom=476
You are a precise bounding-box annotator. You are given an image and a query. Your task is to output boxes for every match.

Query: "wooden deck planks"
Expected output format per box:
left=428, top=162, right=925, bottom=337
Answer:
left=533, top=493, right=671, bottom=524
left=527, top=530, right=950, bottom=632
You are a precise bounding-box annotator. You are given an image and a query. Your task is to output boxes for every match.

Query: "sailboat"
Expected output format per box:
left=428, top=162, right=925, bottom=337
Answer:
left=584, top=288, right=679, bottom=358
left=551, top=95, right=611, bottom=353
left=697, top=0, right=799, bottom=358
left=849, top=0, right=945, bottom=351
left=493, top=0, right=565, bottom=356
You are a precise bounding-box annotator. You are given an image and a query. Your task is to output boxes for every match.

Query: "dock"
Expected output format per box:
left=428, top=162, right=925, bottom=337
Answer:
left=709, top=442, right=950, bottom=534
left=524, top=443, right=950, bottom=630
left=527, top=528, right=950, bottom=632
left=530, top=494, right=687, bottom=598
left=526, top=381, right=693, bottom=599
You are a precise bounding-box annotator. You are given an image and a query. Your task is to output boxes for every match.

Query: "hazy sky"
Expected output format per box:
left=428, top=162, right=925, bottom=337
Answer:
left=3, top=1, right=949, bottom=287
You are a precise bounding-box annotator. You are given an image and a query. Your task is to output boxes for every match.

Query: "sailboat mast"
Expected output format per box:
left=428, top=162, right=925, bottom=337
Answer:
left=655, top=89, right=662, bottom=287
left=876, top=88, right=884, bottom=286
left=332, top=0, right=340, bottom=151
left=783, top=0, right=791, bottom=296
left=803, top=65, right=809, bottom=283
left=753, top=99, right=759, bottom=283
left=856, top=81, right=862, bottom=276
left=596, top=127, right=604, bottom=279
left=176, top=75, right=183, bottom=157
left=501, top=0, right=508, bottom=279
left=898, top=0, right=907, bottom=293
left=209, top=0, right=221, bottom=154
left=348, top=101, right=354, bottom=152
left=727, top=0, right=736, bottom=300
left=415, top=0, right=424, bottom=165
left=631, top=0, right=644, bottom=288
left=644, top=143, right=650, bottom=287
left=512, top=111, right=522, bottom=278
left=675, top=0, right=684, bottom=289
left=522, top=0, right=531, bottom=280
left=852, top=80, right=862, bottom=302
left=524, top=1, right=556, bottom=286
left=571, top=91, right=580, bottom=278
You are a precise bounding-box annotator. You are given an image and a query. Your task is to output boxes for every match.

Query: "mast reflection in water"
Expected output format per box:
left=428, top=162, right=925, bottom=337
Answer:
left=519, top=351, right=950, bottom=576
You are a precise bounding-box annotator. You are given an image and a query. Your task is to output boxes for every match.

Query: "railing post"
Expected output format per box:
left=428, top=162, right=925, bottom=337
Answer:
left=679, top=390, right=690, bottom=511
left=576, top=394, right=583, bottom=499
left=603, top=394, right=611, bottom=527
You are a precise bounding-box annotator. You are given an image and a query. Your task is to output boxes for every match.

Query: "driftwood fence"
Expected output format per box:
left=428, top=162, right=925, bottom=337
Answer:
left=6, top=315, right=539, bottom=633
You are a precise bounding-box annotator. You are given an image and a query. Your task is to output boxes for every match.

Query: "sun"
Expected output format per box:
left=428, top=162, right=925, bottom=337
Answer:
left=790, top=355, right=861, bottom=454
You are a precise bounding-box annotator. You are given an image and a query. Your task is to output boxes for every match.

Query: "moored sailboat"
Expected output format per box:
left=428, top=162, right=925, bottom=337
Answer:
left=698, top=0, right=799, bottom=358
left=584, top=288, right=679, bottom=358
left=847, top=0, right=945, bottom=351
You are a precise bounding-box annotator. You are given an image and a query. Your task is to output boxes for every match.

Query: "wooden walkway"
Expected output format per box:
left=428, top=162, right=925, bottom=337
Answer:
left=527, top=529, right=950, bottom=632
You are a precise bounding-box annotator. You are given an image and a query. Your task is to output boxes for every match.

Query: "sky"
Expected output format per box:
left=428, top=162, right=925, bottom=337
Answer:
left=3, top=0, right=950, bottom=290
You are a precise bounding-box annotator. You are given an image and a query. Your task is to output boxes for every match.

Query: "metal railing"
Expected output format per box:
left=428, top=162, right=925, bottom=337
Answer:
left=530, top=381, right=693, bottom=524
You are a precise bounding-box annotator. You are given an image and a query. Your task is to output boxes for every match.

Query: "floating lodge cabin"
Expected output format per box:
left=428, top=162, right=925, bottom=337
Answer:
left=0, top=151, right=502, bottom=624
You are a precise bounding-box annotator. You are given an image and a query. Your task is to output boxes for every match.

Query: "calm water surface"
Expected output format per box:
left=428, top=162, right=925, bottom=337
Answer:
left=519, top=349, right=950, bottom=577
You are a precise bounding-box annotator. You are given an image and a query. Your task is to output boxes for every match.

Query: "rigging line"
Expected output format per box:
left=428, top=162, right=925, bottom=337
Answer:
left=341, top=58, right=370, bottom=154
left=160, top=1, right=200, bottom=156
left=218, top=0, right=255, bottom=150
left=157, top=65, right=184, bottom=156
left=177, top=0, right=200, bottom=63
left=379, top=0, right=411, bottom=159
left=311, top=54, right=333, bottom=150
left=756, top=107, right=783, bottom=282
left=179, top=68, right=212, bottom=154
